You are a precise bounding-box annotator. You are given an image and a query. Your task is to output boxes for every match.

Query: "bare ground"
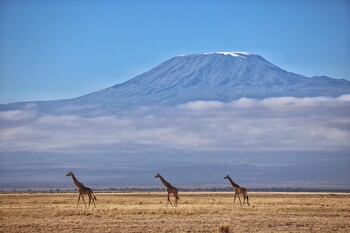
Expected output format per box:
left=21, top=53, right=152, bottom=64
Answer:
left=0, top=192, right=349, bottom=232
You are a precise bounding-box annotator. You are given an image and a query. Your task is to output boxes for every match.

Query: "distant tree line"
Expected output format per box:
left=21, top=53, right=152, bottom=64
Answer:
left=1, top=187, right=350, bottom=193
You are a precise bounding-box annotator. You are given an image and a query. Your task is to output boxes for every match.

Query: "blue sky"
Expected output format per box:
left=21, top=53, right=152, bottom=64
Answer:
left=0, top=0, right=349, bottom=103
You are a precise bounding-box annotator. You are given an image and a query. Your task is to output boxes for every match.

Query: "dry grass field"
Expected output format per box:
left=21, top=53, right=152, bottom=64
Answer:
left=0, top=192, right=349, bottom=232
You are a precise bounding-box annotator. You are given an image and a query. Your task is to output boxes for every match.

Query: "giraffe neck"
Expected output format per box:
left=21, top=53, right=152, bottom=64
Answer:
left=71, top=173, right=83, bottom=188
left=228, top=177, right=240, bottom=189
left=159, top=176, right=171, bottom=188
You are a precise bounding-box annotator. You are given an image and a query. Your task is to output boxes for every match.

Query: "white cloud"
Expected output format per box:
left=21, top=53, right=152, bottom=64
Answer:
left=178, top=100, right=224, bottom=111
left=0, top=109, right=36, bottom=121
left=0, top=95, right=349, bottom=153
left=229, top=97, right=257, bottom=108
left=259, top=95, right=350, bottom=109
left=338, top=94, right=350, bottom=101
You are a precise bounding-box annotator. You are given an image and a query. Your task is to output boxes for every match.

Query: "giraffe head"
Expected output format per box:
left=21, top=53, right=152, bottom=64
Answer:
left=224, top=175, right=230, bottom=180
left=155, top=173, right=161, bottom=178
left=66, top=171, right=73, bottom=177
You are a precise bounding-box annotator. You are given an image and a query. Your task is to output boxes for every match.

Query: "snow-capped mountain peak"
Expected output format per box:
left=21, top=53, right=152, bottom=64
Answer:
left=202, top=51, right=255, bottom=57
left=1, top=52, right=349, bottom=115
left=62, top=52, right=350, bottom=110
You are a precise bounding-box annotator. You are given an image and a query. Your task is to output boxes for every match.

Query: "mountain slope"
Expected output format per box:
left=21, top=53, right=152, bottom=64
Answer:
left=75, top=52, right=350, bottom=105
left=1, top=52, right=350, bottom=114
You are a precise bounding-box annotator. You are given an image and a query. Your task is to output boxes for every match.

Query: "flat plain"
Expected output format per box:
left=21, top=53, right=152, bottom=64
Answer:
left=0, top=192, right=349, bottom=232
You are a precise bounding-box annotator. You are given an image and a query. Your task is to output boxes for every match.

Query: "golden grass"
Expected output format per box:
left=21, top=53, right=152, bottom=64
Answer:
left=1, top=192, right=349, bottom=232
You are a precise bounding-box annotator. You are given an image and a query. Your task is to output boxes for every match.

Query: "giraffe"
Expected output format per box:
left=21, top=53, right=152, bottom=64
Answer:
left=155, top=173, right=180, bottom=207
left=66, top=171, right=97, bottom=208
left=224, top=175, right=250, bottom=206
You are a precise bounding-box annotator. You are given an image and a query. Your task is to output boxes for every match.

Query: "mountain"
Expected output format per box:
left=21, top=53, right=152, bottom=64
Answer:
left=2, top=52, right=350, bottom=114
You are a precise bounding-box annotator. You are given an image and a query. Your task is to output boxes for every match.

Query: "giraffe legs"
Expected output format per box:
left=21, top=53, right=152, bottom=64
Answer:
left=77, top=193, right=81, bottom=208
left=234, top=193, right=242, bottom=206
left=77, top=192, right=87, bottom=208
left=87, top=192, right=96, bottom=208
left=174, top=195, right=178, bottom=207
left=174, top=197, right=178, bottom=207
left=173, top=190, right=179, bottom=207
left=88, top=194, right=91, bottom=208
left=167, top=192, right=173, bottom=207
left=246, top=196, right=250, bottom=206
left=237, top=194, right=242, bottom=206
left=91, top=194, right=96, bottom=208
left=243, top=195, right=250, bottom=206
left=77, top=191, right=96, bottom=209
left=81, top=195, right=87, bottom=208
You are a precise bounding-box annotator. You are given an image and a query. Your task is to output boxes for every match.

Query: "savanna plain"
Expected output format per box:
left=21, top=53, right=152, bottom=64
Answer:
left=0, top=192, right=349, bottom=233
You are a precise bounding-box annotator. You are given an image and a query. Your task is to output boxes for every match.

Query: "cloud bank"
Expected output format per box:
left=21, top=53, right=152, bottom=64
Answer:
left=1, top=95, right=350, bottom=153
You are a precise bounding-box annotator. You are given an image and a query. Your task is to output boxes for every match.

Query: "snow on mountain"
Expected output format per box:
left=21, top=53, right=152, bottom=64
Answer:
left=1, top=52, right=350, bottom=114
left=202, top=52, right=254, bottom=57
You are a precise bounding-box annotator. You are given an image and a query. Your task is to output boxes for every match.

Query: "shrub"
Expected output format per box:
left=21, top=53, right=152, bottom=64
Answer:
left=217, top=223, right=230, bottom=233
